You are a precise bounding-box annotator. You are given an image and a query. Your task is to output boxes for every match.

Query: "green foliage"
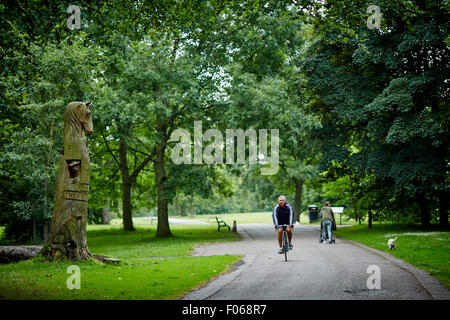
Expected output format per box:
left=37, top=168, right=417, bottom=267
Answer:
left=302, top=0, right=449, bottom=224
left=1, top=0, right=448, bottom=244
left=87, top=207, right=103, bottom=225
left=0, top=35, right=96, bottom=242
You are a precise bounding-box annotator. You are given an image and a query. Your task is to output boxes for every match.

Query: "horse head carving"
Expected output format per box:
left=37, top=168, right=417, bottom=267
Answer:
left=64, top=101, right=93, bottom=138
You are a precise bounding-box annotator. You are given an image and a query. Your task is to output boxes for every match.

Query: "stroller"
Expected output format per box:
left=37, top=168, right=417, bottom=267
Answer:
left=319, top=219, right=336, bottom=244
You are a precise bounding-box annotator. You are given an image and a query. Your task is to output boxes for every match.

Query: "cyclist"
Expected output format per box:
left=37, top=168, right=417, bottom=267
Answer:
left=272, top=195, right=294, bottom=254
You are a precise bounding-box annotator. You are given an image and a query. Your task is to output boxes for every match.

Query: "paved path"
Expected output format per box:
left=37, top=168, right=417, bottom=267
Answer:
left=181, top=224, right=449, bottom=300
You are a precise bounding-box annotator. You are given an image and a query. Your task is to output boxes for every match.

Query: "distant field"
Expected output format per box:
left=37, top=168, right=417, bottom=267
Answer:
left=104, top=211, right=359, bottom=228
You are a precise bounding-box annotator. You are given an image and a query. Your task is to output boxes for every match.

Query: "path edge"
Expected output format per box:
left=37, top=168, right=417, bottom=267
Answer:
left=177, top=254, right=249, bottom=300
left=340, top=237, right=449, bottom=300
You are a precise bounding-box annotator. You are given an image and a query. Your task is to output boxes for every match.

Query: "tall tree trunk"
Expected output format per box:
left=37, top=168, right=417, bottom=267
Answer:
left=41, top=121, right=54, bottom=244
left=119, top=139, right=134, bottom=231
left=437, top=168, right=449, bottom=228
left=349, top=177, right=359, bottom=223
left=189, top=197, right=194, bottom=216
left=40, top=102, right=93, bottom=261
left=417, top=193, right=430, bottom=228
left=293, top=178, right=303, bottom=223
left=353, top=199, right=360, bottom=224
left=155, top=139, right=172, bottom=238
left=102, top=206, right=111, bottom=225
left=438, top=189, right=448, bottom=228
left=180, top=204, right=187, bottom=216
left=43, top=220, right=49, bottom=243
left=121, top=179, right=134, bottom=231
left=368, top=210, right=373, bottom=229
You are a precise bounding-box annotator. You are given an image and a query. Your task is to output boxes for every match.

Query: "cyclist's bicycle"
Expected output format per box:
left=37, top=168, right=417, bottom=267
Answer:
left=275, top=224, right=292, bottom=262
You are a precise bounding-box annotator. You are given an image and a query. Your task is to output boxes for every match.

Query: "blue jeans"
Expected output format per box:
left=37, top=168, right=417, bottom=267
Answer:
left=322, top=220, right=332, bottom=242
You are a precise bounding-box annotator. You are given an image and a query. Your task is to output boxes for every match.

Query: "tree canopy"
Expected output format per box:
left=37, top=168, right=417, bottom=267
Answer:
left=1, top=0, right=448, bottom=244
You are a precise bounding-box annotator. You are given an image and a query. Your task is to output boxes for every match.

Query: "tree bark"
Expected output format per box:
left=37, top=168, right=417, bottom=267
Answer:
left=119, top=139, right=134, bottom=231
left=41, top=121, right=54, bottom=244
left=189, top=197, right=194, bottom=217
left=121, top=179, right=133, bottom=231
left=368, top=210, right=373, bottom=229
left=438, top=189, right=448, bottom=228
left=40, top=102, right=93, bottom=261
left=349, top=177, right=359, bottom=223
left=417, top=193, right=430, bottom=228
left=293, top=178, right=303, bottom=223
left=155, top=138, right=172, bottom=238
left=102, top=206, right=111, bottom=225
left=0, top=246, right=42, bottom=264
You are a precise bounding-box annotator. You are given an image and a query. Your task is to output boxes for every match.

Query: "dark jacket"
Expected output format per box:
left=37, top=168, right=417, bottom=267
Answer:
left=272, top=203, right=294, bottom=226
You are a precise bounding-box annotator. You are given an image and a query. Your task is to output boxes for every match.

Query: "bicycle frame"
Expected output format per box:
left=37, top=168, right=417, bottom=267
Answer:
left=277, top=224, right=290, bottom=261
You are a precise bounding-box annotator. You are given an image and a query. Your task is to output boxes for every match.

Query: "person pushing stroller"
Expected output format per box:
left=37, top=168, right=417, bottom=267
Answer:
left=320, top=201, right=335, bottom=244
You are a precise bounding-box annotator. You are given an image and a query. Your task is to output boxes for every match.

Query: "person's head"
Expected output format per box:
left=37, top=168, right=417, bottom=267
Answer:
left=279, top=195, right=286, bottom=206
left=324, top=201, right=330, bottom=207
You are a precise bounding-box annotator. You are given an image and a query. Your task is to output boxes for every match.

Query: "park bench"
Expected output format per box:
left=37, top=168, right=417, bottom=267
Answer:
left=215, top=217, right=230, bottom=231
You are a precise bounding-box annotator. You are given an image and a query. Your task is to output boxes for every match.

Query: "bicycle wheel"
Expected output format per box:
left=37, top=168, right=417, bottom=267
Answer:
left=283, top=231, right=288, bottom=262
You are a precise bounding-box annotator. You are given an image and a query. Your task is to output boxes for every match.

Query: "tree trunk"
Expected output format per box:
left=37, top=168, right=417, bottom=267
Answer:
left=438, top=188, right=449, bottom=229
left=353, top=200, right=359, bottom=224
left=189, top=197, right=194, bottom=217
left=349, top=177, right=359, bottom=223
left=102, top=206, right=111, bottom=225
left=293, top=178, right=303, bottom=223
left=417, top=193, right=430, bottom=228
left=43, top=219, right=49, bottom=243
left=40, top=121, right=54, bottom=245
left=180, top=204, right=187, bottom=216
left=122, top=179, right=134, bottom=231
left=368, top=210, right=373, bottom=229
left=40, top=102, right=93, bottom=261
left=155, top=139, right=172, bottom=238
left=119, top=139, right=134, bottom=231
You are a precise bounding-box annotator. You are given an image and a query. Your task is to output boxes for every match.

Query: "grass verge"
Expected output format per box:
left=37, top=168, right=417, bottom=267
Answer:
left=0, top=224, right=242, bottom=299
left=335, top=223, right=450, bottom=289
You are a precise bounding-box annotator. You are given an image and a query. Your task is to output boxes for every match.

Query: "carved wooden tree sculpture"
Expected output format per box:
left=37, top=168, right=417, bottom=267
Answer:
left=40, top=101, right=93, bottom=261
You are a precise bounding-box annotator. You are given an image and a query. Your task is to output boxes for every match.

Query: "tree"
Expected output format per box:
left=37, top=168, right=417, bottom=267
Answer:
left=301, top=0, right=449, bottom=227
left=0, top=36, right=95, bottom=243
left=219, top=4, right=323, bottom=221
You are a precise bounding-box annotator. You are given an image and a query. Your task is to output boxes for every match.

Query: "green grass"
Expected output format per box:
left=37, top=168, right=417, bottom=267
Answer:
left=141, top=212, right=274, bottom=225
left=335, top=223, right=450, bottom=289
left=87, top=224, right=239, bottom=259
left=0, top=224, right=242, bottom=300
left=0, top=255, right=240, bottom=300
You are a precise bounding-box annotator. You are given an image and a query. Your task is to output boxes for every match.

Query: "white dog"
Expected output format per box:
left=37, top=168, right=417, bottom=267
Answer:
left=388, top=237, right=398, bottom=250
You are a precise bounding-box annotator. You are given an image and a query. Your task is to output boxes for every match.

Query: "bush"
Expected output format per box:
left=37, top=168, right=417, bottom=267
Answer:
left=0, top=212, right=33, bottom=244
left=87, top=207, right=103, bottom=225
